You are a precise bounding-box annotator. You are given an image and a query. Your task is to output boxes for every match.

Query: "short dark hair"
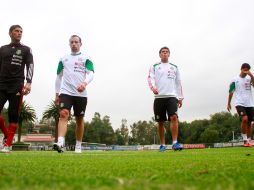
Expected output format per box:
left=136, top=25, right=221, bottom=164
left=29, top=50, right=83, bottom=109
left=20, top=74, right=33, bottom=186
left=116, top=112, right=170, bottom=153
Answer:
left=159, top=46, right=170, bottom=54
left=241, top=63, right=251, bottom=70
left=9, top=25, right=22, bottom=33
left=69, top=35, right=82, bottom=43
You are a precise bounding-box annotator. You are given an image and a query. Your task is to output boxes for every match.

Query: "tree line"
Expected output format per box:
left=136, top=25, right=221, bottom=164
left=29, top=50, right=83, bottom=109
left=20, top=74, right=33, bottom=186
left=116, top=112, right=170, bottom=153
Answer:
left=1, top=101, right=247, bottom=145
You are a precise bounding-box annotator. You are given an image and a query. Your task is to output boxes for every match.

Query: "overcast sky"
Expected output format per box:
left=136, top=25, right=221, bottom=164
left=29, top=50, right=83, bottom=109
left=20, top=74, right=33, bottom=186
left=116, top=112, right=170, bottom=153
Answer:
left=1, top=0, right=254, bottom=129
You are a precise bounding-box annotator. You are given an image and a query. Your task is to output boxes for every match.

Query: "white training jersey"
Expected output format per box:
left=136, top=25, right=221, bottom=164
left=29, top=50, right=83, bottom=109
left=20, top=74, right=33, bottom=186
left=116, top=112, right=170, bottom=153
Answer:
left=229, top=75, right=254, bottom=107
left=148, top=62, right=183, bottom=99
left=55, top=52, right=94, bottom=97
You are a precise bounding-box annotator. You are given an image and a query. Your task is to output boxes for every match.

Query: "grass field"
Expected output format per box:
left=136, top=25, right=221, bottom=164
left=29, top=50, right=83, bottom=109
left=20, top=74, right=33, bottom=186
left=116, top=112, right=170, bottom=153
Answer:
left=0, top=148, right=254, bottom=190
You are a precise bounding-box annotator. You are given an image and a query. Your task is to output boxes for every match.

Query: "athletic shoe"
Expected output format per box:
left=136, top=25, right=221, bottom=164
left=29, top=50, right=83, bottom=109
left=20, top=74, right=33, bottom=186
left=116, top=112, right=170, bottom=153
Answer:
left=159, top=145, right=166, bottom=152
left=243, top=141, right=252, bottom=147
left=0, top=146, right=11, bottom=153
left=172, top=142, right=183, bottom=151
left=74, top=145, right=82, bottom=153
left=53, top=143, right=64, bottom=153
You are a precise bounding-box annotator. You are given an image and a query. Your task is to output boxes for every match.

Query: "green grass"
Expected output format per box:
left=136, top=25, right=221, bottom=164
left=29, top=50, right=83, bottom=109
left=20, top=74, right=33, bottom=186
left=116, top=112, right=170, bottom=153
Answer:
left=0, top=148, right=254, bottom=190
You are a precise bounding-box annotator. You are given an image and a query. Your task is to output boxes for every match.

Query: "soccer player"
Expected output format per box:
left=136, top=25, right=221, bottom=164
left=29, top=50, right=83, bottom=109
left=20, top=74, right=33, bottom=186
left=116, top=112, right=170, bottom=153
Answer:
left=148, top=47, right=184, bottom=151
left=0, top=25, right=34, bottom=153
left=54, top=35, right=94, bottom=153
left=227, top=63, right=254, bottom=147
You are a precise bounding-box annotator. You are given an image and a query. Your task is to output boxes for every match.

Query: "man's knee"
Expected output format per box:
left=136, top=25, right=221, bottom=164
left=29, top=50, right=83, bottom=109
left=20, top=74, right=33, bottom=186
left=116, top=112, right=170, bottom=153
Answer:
left=59, top=109, right=69, bottom=119
left=170, top=114, right=178, bottom=122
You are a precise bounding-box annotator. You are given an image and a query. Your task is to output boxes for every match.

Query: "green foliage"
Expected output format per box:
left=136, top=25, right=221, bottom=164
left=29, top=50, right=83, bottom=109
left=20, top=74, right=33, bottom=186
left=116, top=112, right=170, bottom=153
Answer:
left=42, top=101, right=60, bottom=142
left=84, top=112, right=115, bottom=145
left=179, top=112, right=241, bottom=144
left=0, top=148, right=253, bottom=190
left=129, top=120, right=156, bottom=145
left=39, top=108, right=243, bottom=145
left=18, top=101, right=36, bottom=142
left=65, top=120, right=76, bottom=145
left=115, top=119, right=129, bottom=145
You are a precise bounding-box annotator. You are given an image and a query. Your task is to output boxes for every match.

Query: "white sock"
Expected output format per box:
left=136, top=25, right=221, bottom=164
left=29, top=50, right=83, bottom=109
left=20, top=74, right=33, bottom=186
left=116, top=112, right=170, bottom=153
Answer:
left=173, top=140, right=177, bottom=144
left=242, top=134, right=248, bottom=141
left=76, top=140, right=82, bottom=147
left=58, top=136, right=65, bottom=146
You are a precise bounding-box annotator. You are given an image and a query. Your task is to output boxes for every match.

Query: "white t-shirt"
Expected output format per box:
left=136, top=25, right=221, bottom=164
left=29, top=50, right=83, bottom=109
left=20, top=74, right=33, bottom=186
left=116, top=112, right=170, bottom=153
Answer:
left=55, top=52, right=94, bottom=97
left=229, top=75, right=254, bottom=107
left=148, top=62, right=183, bottom=99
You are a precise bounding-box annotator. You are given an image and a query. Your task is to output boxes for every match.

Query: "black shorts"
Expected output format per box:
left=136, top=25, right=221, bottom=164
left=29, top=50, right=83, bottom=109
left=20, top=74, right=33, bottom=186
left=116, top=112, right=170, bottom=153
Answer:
left=235, top=106, right=254, bottom=123
left=0, top=89, right=23, bottom=123
left=59, top=94, right=87, bottom=117
left=153, top=97, right=178, bottom=122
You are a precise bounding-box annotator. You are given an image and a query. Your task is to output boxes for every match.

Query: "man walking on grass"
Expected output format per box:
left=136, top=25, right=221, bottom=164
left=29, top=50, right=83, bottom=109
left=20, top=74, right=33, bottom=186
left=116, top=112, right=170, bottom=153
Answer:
left=227, top=63, right=254, bottom=147
left=148, top=47, right=184, bottom=151
left=54, top=35, right=94, bottom=153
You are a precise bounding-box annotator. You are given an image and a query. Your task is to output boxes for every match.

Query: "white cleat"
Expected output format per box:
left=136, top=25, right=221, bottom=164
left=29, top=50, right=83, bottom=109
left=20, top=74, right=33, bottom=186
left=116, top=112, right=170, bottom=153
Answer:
left=0, top=146, right=11, bottom=153
left=74, top=145, right=82, bottom=153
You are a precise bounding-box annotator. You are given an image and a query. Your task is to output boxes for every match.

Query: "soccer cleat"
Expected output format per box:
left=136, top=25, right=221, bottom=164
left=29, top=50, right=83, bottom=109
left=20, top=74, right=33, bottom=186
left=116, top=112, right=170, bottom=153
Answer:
left=0, top=146, right=11, bottom=153
left=243, top=141, right=252, bottom=147
left=172, top=142, right=183, bottom=151
left=74, top=145, right=82, bottom=153
left=159, top=145, right=166, bottom=152
left=53, top=143, right=64, bottom=153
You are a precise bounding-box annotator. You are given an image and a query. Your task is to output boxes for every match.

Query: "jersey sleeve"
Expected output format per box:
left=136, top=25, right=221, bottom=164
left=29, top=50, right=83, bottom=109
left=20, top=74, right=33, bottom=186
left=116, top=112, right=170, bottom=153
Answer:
left=148, top=64, right=156, bottom=91
left=25, top=47, right=34, bottom=83
left=84, top=59, right=94, bottom=84
left=56, top=60, right=64, bottom=75
left=229, top=80, right=236, bottom=93
left=55, top=60, right=64, bottom=94
left=175, top=67, right=184, bottom=100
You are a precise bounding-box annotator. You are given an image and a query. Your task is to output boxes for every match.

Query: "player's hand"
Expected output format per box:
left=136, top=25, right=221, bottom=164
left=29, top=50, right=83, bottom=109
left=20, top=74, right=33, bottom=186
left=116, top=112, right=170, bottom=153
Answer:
left=178, top=99, right=183, bottom=108
left=22, top=83, right=31, bottom=95
left=247, top=71, right=253, bottom=77
left=54, top=94, right=60, bottom=105
left=227, top=104, right=231, bottom=112
left=77, top=82, right=87, bottom=92
left=152, top=87, right=158, bottom=95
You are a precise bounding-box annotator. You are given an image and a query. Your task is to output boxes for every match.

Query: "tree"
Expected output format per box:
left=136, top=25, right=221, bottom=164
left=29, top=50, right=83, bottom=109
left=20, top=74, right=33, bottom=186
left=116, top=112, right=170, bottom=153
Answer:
left=115, top=119, right=129, bottom=145
left=199, top=126, right=220, bottom=143
left=85, top=112, right=115, bottom=145
left=18, top=101, right=36, bottom=142
left=42, top=101, right=60, bottom=142
left=130, top=120, right=154, bottom=145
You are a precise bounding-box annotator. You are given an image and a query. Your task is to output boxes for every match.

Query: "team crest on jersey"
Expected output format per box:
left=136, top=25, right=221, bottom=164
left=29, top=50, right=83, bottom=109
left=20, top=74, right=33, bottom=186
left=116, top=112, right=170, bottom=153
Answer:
left=75, top=61, right=85, bottom=67
left=16, top=49, right=21, bottom=55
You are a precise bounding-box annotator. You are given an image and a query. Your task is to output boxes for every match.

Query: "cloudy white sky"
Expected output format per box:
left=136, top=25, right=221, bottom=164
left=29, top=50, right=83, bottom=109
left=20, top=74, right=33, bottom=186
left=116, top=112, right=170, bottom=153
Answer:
left=1, top=0, right=254, bottom=129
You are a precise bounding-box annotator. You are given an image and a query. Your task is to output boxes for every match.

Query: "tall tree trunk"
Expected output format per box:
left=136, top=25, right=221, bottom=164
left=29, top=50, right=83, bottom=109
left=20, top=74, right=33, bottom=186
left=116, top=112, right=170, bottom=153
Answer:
left=55, top=118, right=58, bottom=143
left=18, top=122, right=22, bottom=143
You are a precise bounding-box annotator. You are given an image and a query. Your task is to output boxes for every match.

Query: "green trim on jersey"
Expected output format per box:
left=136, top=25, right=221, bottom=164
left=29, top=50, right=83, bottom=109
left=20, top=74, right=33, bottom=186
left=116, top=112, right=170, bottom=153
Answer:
left=153, top=63, right=160, bottom=72
left=153, top=63, right=160, bottom=68
left=169, top=63, right=178, bottom=68
left=85, top=59, right=94, bottom=72
left=57, top=61, right=64, bottom=75
left=229, top=82, right=235, bottom=93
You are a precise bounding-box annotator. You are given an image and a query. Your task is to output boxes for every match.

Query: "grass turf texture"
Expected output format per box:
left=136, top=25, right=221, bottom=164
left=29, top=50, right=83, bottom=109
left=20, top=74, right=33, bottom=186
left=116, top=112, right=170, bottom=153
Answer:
left=0, top=148, right=254, bottom=190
